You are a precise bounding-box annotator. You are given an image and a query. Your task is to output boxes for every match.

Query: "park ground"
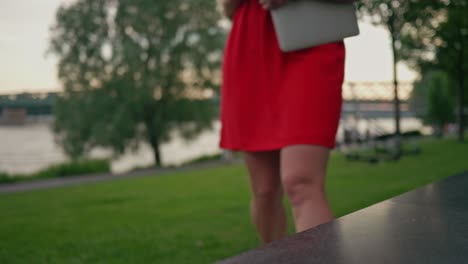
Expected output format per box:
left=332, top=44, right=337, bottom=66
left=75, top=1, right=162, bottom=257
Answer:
left=0, top=138, right=467, bottom=263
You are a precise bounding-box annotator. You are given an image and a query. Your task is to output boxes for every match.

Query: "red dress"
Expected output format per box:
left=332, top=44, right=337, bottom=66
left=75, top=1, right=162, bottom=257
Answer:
left=219, top=0, right=345, bottom=151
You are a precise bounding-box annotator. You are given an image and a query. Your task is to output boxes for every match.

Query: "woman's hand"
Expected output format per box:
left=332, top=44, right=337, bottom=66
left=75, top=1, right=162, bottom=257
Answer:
left=218, top=0, right=244, bottom=19
left=259, top=0, right=355, bottom=10
left=258, top=0, right=288, bottom=10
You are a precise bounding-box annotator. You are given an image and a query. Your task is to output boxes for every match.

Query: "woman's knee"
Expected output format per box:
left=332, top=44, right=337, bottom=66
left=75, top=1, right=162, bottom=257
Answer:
left=251, top=180, right=282, bottom=206
left=243, top=150, right=282, bottom=202
left=280, top=145, right=330, bottom=206
left=282, top=169, right=325, bottom=206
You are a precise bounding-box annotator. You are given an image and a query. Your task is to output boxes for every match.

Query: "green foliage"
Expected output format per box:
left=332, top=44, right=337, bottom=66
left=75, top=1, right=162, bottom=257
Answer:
left=355, top=1, right=443, bottom=143
left=357, top=0, right=444, bottom=61
left=0, top=172, right=15, bottom=184
left=0, top=159, right=110, bottom=185
left=0, top=139, right=467, bottom=263
left=409, top=77, right=430, bottom=120
left=359, top=1, right=467, bottom=140
left=30, top=159, right=111, bottom=179
left=426, top=71, right=455, bottom=129
left=433, top=3, right=468, bottom=97
left=399, top=0, right=468, bottom=140
left=411, top=71, right=456, bottom=128
left=49, top=0, right=225, bottom=165
left=401, top=1, right=468, bottom=90
left=182, top=153, right=222, bottom=166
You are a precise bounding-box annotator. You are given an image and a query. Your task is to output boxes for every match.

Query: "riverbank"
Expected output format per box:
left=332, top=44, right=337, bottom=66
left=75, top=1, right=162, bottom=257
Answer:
left=0, top=138, right=466, bottom=263
left=0, top=157, right=243, bottom=194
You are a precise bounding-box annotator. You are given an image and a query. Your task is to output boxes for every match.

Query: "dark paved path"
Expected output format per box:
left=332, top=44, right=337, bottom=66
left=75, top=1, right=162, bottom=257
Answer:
left=219, top=171, right=468, bottom=264
left=0, top=159, right=243, bottom=195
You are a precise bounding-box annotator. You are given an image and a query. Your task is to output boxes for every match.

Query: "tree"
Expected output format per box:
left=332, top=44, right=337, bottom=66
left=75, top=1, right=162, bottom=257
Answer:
left=425, top=71, right=455, bottom=137
left=433, top=2, right=468, bottom=141
left=49, top=0, right=225, bottom=166
left=409, top=75, right=430, bottom=120
left=357, top=0, right=444, bottom=157
left=401, top=0, right=468, bottom=141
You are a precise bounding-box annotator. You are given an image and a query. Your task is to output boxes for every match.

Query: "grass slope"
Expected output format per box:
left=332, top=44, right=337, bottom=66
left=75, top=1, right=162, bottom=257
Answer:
left=0, top=139, right=466, bottom=263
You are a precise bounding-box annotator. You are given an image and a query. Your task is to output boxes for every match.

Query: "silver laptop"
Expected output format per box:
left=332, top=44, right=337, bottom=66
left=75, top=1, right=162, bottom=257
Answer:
left=271, top=0, right=360, bottom=52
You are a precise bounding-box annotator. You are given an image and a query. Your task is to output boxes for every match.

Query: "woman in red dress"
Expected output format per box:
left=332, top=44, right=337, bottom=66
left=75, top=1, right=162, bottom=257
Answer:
left=219, top=0, right=345, bottom=243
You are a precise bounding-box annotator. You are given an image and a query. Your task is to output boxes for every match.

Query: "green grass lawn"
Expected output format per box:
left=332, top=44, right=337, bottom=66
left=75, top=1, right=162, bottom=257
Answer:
left=0, top=138, right=467, bottom=264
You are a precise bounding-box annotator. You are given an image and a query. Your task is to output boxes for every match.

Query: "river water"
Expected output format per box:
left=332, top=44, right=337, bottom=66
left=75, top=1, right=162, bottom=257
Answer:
left=0, top=118, right=426, bottom=175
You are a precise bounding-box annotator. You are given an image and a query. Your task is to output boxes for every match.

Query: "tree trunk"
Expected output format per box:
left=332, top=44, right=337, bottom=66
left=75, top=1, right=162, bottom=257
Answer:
left=147, top=126, right=162, bottom=167
left=457, top=44, right=465, bottom=142
left=434, top=124, right=444, bottom=139
left=391, top=34, right=402, bottom=159
left=149, top=134, right=162, bottom=167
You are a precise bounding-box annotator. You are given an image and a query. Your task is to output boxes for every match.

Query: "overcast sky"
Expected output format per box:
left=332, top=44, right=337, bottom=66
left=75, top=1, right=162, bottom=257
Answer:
left=0, top=0, right=417, bottom=95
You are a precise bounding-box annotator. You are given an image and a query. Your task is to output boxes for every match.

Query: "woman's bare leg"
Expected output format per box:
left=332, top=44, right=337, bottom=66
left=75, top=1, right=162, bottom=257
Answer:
left=280, top=145, right=334, bottom=232
left=243, top=150, right=288, bottom=243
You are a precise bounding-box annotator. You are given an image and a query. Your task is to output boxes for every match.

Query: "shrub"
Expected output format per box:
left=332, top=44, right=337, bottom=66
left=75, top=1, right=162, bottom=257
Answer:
left=182, top=154, right=222, bottom=166
left=0, top=172, right=17, bottom=184
left=31, top=159, right=111, bottom=179
left=0, top=159, right=111, bottom=185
